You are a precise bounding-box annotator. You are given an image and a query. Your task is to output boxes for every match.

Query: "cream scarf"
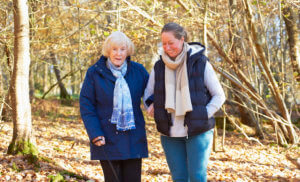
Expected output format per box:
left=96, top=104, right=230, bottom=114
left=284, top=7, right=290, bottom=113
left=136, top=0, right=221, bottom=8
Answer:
left=162, top=42, right=193, bottom=117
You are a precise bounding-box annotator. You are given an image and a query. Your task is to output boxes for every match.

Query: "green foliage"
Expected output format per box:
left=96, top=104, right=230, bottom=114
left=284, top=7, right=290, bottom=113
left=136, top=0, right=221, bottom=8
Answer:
left=60, top=170, right=85, bottom=180
left=7, top=139, right=39, bottom=169
left=294, top=121, right=300, bottom=129
left=12, top=162, right=21, bottom=172
left=145, top=0, right=152, bottom=5
left=48, top=173, right=65, bottom=182
left=34, top=82, right=44, bottom=95
left=48, top=170, right=85, bottom=182
left=252, top=0, right=266, bottom=6
left=53, top=147, right=63, bottom=152
left=39, top=156, right=54, bottom=163
left=174, top=4, right=180, bottom=9
left=7, top=139, right=38, bottom=156
left=71, top=94, right=79, bottom=100
left=103, top=31, right=110, bottom=36
left=282, top=144, right=288, bottom=148
left=269, top=142, right=288, bottom=148
left=33, top=90, right=44, bottom=98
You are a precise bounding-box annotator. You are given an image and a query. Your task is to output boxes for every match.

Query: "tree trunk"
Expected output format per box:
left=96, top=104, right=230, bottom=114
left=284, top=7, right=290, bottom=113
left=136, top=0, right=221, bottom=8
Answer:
left=50, top=52, right=70, bottom=99
left=29, top=64, right=34, bottom=98
left=43, top=13, right=49, bottom=94
left=207, top=31, right=290, bottom=146
left=0, top=69, right=2, bottom=98
left=228, top=0, right=264, bottom=138
left=0, top=69, right=3, bottom=118
left=8, top=0, right=37, bottom=158
left=282, top=3, right=300, bottom=82
left=28, top=0, right=39, bottom=99
left=43, top=63, right=48, bottom=93
left=1, top=85, right=12, bottom=122
left=243, top=0, right=298, bottom=144
left=70, top=58, right=75, bottom=95
left=0, top=43, right=13, bottom=122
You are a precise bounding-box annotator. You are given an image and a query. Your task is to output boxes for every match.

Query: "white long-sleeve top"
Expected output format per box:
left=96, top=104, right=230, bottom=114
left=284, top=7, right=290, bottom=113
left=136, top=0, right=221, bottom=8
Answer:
left=144, top=61, right=226, bottom=137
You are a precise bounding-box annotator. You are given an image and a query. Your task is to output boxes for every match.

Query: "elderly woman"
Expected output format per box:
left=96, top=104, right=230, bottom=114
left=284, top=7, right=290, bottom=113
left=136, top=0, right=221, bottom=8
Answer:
left=145, top=22, right=226, bottom=182
left=80, top=31, right=149, bottom=182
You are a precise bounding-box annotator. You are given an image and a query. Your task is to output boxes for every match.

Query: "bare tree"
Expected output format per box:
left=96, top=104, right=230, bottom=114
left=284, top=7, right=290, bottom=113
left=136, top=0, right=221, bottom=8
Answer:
left=243, top=0, right=297, bottom=144
left=7, top=0, right=37, bottom=158
left=282, top=2, right=300, bottom=82
left=0, top=43, right=13, bottom=122
left=50, top=52, right=70, bottom=100
left=228, top=0, right=263, bottom=138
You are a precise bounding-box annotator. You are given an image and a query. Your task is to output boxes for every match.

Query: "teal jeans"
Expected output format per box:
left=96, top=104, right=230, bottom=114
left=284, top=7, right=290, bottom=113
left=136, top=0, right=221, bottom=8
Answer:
left=161, top=129, right=214, bottom=182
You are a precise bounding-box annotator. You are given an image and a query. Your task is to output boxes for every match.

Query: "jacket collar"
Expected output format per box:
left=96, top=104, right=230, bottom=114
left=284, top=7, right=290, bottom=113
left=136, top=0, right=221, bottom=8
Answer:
left=94, top=55, right=131, bottom=82
left=188, top=42, right=205, bottom=57
left=187, top=42, right=206, bottom=77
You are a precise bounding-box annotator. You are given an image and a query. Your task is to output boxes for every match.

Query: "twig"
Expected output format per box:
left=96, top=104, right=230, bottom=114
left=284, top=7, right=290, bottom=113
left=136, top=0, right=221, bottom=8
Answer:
left=222, top=108, right=264, bottom=146
left=175, top=0, right=193, bottom=17
left=42, top=69, right=80, bottom=99
left=121, top=0, right=162, bottom=27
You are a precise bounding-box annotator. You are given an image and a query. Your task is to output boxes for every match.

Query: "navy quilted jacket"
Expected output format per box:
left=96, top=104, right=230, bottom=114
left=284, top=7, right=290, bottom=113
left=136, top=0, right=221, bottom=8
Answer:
left=80, top=56, right=149, bottom=160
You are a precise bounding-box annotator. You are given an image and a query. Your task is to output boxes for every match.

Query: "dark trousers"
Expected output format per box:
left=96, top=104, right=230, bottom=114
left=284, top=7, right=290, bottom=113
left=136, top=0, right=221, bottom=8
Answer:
left=100, top=158, right=142, bottom=182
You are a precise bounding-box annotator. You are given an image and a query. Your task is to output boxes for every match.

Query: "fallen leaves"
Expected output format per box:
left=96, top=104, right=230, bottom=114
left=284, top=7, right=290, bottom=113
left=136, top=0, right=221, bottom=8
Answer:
left=0, top=99, right=299, bottom=181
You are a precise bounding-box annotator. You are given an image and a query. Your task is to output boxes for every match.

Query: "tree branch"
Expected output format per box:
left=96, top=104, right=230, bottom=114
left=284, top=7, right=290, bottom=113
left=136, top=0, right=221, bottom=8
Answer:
left=121, top=0, right=162, bottom=27
left=41, top=69, right=80, bottom=99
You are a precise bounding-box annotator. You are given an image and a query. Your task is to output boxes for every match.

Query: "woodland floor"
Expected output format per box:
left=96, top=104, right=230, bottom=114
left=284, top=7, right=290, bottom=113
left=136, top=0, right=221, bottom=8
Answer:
left=0, top=99, right=299, bottom=182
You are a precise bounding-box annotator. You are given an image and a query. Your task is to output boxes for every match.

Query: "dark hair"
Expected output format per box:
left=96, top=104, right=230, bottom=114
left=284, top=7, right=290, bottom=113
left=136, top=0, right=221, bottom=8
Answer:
left=161, top=22, right=187, bottom=41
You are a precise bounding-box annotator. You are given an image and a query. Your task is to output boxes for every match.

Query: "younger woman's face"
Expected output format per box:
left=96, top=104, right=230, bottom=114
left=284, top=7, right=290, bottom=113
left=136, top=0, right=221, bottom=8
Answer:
left=161, top=31, right=184, bottom=59
left=109, top=43, right=127, bottom=67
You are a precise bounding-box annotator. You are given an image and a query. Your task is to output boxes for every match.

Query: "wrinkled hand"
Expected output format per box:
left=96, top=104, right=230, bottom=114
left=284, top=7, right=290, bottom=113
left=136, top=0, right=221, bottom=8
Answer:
left=92, top=136, right=105, bottom=146
left=147, top=104, right=154, bottom=117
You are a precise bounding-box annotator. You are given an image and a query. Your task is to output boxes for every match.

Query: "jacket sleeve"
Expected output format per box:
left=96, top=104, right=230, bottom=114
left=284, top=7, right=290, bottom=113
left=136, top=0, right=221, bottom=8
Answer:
left=144, top=68, right=155, bottom=108
left=204, top=62, right=226, bottom=118
left=79, top=68, right=104, bottom=141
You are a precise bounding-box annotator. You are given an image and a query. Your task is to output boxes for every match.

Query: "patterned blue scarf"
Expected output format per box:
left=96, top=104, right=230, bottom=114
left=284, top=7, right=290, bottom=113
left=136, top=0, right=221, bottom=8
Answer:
left=108, top=59, right=135, bottom=131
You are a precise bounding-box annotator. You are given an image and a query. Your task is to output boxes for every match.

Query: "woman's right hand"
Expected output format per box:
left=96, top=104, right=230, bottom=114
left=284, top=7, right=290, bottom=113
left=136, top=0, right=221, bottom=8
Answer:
left=92, top=136, right=106, bottom=146
left=147, top=104, right=154, bottom=117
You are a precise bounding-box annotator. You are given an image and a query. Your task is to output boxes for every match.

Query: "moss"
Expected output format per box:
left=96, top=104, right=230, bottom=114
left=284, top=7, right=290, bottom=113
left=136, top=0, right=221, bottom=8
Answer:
left=12, top=162, right=21, bottom=172
left=7, top=139, right=38, bottom=156
left=48, top=173, right=65, bottom=182
left=53, top=147, right=63, bottom=152
left=59, top=170, right=85, bottom=180
left=7, top=139, right=39, bottom=167
left=40, top=156, right=54, bottom=163
left=48, top=170, right=87, bottom=182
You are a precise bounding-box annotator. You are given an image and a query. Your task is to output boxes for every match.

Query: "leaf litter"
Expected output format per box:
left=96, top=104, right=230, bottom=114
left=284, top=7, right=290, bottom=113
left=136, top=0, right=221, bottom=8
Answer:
left=0, top=99, right=299, bottom=181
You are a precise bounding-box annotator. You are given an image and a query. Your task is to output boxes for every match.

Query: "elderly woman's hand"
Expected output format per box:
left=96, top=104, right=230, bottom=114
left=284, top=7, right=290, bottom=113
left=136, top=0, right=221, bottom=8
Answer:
left=92, top=136, right=106, bottom=146
left=147, top=104, right=154, bottom=117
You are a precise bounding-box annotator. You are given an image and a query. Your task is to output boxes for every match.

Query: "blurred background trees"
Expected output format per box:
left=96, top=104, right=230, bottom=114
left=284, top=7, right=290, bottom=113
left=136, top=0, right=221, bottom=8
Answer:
left=0, top=0, right=299, bottom=146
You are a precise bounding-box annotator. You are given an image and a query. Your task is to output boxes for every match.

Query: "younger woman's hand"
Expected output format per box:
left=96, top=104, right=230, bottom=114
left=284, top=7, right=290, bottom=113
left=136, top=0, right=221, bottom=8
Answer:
left=92, top=136, right=105, bottom=146
left=147, top=104, right=154, bottom=117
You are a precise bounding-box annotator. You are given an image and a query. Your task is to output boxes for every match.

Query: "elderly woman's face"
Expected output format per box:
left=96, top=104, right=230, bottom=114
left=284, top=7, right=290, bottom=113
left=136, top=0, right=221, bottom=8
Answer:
left=161, top=31, right=184, bottom=59
left=109, top=43, right=127, bottom=67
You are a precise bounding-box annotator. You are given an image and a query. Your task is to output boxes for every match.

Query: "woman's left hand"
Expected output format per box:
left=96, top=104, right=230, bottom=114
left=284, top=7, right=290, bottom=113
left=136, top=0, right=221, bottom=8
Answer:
left=147, top=104, right=154, bottom=117
left=92, top=136, right=106, bottom=146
